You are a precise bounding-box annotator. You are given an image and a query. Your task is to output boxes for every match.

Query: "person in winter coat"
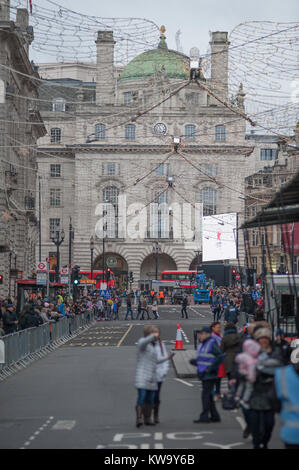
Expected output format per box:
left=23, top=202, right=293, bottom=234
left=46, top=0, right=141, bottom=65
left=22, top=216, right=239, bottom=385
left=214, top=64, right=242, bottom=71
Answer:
left=19, top=307, right=43, bottom=330
left=151, top=300, right=159, bottom=320
left=181, top=295, right=188, bottom=319
left=210, top=321, right=226, bottom=400
left=275, top=362, right=299, bottom=449
left=152, top=327, right=170, bottom=423
left=248, top=327, right=283, bottom=449
left=190, top=326, right=224, bottom=423
left=2, top=303, right=18, bottom=335
left=135, top=325, right=174, bottom=427
left=220, top=322, right=242, bottom=381
left=235, top=339, right=261, bottom=408
left=274, top=328, right=291, bottom=365
left=224, top=300, right=239, bottom=325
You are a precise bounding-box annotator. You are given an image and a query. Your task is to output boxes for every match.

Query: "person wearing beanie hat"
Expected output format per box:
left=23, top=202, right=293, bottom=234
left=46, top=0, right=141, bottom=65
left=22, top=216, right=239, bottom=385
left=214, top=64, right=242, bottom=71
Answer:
left=247, top=325, right=283, bottom=449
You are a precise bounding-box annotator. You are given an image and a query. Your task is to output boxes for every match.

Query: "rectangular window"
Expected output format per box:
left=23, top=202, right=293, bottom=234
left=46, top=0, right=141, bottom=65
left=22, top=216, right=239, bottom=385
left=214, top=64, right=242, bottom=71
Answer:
left=185, top=125, right=196, bottom=139
left=125, top=125, right=135, bottom=141
left=50, top=189, right=61, bottom=207
left=124, top=92, right=132, bottom=105
left=49, top=218, right=60, bottom=238
left=50, top=128, right=61, bottom=143
left=204, top=164, right=213, bottom=176
left=215, top=125, right=226, bottom=142
left=251, top=257, right=257, bottom=270
left=107, top=163, right=116, bottom=176
left=260, top=149, right=277, bottom=161
left=252, top=230, right=258, bottom=246
left=50, top=164, right=61, bottom=178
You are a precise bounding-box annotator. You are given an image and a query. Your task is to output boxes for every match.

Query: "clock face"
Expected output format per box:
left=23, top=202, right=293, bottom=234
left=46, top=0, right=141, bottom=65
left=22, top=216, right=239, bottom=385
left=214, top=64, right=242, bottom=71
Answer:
left=153, top=122, right=167, bottom=135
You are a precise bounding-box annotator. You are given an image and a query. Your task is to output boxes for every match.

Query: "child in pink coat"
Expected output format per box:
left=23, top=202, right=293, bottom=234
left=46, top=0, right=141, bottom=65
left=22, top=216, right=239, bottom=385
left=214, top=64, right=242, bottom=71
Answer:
left=235, top=339, right=261, bottom=408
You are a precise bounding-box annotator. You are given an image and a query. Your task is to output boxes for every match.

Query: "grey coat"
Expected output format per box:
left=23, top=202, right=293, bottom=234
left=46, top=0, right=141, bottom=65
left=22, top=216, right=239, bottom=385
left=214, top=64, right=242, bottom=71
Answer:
left=135, top=334, right=169, bottom=391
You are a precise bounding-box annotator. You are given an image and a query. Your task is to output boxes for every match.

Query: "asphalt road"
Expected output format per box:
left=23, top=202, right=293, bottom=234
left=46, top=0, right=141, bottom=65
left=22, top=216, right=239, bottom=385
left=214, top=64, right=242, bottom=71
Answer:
left=0, top=305, right=284, bottom=450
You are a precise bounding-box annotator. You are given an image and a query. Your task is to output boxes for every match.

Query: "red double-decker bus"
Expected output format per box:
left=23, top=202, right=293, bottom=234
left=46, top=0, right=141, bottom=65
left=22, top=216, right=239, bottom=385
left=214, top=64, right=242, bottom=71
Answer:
left=160, top=270, right=197, bottom=288
left=49, top=270, right=115, bottom=289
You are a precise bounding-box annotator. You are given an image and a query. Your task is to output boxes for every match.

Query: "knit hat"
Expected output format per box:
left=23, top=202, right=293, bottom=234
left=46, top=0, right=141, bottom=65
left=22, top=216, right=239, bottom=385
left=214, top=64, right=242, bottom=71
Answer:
left=198, top=326, right=211, bottom=334
left=253, top=327, right=272, bottom=341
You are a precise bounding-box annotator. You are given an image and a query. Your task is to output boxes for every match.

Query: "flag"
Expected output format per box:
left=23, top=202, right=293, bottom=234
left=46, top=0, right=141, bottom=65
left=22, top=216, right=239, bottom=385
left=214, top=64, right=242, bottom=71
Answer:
left=29, top=0, right=32, bottom=14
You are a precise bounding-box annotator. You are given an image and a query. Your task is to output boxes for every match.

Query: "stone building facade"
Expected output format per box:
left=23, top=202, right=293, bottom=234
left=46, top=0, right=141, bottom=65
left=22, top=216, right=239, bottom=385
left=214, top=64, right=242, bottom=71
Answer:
left=36, top=28, right=258, bottom=288
left=0, top=2, right=46, bottom=297
left=244, top=125, right=299, bottom=277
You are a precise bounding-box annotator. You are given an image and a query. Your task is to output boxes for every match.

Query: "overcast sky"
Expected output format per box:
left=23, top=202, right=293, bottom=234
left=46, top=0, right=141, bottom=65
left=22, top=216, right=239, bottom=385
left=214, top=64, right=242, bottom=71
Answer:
left=56, top=0, right=299, bottom=55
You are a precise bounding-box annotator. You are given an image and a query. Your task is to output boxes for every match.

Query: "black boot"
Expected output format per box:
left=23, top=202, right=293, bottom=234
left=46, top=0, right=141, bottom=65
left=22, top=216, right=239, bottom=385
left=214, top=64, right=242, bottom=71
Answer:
left=153, top=402, right=160, bottom=424
left=136, top=405, right=143, bottom=428
left=144, top=405, right=155, bottom=425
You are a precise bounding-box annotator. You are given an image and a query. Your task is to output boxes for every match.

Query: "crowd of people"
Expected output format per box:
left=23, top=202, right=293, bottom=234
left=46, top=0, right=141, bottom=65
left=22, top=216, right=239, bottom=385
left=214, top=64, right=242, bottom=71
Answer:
left=191, top=318, right=299, bottom=449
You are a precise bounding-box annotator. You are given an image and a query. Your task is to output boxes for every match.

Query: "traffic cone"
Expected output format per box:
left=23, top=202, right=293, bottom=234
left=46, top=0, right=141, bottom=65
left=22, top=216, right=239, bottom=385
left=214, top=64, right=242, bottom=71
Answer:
left=172, top=322, right=185, bottom=351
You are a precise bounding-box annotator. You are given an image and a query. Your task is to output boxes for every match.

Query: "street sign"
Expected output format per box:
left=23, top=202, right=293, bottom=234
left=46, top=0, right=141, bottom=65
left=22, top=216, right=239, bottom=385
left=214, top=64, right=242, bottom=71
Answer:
left=60, top=267, right=69, bottom=275
left=100, top=282, right=107, bottom=290
left=235, top=274, right=240, bottom=280
left=37, top=262, right=47, bottom=271
left=36, top=271, right=47, bottom=286
left=60, top=276, right=69, bottom=284
left=79, top=279, right=95, bottom=284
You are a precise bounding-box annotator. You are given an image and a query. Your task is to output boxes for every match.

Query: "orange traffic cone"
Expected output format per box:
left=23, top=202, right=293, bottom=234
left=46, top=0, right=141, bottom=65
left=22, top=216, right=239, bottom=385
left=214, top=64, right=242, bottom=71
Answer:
left=172, top=322, right=185, bottom=351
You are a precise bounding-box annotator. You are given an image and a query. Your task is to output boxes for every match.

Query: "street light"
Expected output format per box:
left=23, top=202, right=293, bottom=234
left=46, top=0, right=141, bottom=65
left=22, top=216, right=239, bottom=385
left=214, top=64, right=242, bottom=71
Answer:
left=50, top=228, right=65, bottom=282
left=90, top=235, right=94, bottom=283
left=152, top=241, right=161, bottom=281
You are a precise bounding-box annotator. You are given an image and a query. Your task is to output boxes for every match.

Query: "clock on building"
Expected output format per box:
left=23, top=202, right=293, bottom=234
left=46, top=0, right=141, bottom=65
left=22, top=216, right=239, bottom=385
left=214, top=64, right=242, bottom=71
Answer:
left=153, top=122, right=167, bottom=135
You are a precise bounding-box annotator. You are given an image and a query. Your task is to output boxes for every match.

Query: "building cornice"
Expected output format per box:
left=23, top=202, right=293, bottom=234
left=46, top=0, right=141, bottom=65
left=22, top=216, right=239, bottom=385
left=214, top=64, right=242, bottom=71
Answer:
left=37, top=144, right=254, bottom=157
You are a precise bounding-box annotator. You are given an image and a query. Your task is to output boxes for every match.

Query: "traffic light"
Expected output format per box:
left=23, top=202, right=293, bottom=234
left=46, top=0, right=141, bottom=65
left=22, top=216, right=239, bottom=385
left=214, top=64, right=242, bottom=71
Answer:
left=129, top=271, right=134, bottom=283
left=191, top=272, right=195, bottom=282
left=0, top=274, right=3, bottom=284
left=106, top=268, right=111, bottom=282
left=72, top=265, right=81, bottom=285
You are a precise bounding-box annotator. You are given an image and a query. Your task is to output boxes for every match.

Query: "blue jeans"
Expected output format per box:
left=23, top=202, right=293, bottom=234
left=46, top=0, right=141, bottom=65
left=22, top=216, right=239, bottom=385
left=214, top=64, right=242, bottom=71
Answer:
left=125, top=307, right=134, bottom=320
left=137, top=389, right=155, bottom=406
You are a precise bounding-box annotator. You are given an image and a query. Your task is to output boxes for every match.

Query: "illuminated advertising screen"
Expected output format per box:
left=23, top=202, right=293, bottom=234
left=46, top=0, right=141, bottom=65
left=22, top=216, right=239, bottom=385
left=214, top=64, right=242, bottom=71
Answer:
left=202, top=213, right=237, bottom=262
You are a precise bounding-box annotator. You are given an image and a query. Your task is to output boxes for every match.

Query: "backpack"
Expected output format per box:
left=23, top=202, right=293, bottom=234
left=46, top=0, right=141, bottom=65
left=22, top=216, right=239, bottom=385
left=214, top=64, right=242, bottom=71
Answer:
left=222, top=389, right=237, bottom=410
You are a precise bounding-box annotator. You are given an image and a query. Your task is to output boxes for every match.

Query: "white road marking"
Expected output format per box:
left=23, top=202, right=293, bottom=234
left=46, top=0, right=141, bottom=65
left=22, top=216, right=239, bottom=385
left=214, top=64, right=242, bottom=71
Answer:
left=189, top=307, right=206, bottom=318
left=174, top=378, right=194, bottom=387
left=180, top=328, right=190, bottom=343
left=51, top=420, right=76, bottom=430
left=19, top=416, right=54, bottom=449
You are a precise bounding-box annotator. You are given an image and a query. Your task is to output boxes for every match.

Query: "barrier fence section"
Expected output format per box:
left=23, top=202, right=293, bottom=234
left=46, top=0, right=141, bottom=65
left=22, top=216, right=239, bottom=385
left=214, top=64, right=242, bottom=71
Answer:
left=0, top=312, right=94, bottom=374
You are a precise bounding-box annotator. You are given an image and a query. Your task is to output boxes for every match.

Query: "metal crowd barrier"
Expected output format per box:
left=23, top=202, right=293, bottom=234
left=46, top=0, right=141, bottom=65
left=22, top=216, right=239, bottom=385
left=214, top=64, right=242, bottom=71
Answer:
left=0, top=312, right=94, bottom=378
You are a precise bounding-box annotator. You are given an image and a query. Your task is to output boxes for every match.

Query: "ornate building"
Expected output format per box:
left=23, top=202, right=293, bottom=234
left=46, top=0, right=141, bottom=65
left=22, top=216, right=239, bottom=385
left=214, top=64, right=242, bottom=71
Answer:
left=0, top=2, right=46, bottom=297
left=36, top=27, right=255, bottom=288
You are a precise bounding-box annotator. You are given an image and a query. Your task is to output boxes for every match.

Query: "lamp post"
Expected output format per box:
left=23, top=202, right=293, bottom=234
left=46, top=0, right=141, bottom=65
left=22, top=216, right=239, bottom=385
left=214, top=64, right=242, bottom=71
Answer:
left=50, top=228, right=65, bottom=282
left=90, top=235, right=94, bottom=283
left=152, top=241, right=161, bottom=281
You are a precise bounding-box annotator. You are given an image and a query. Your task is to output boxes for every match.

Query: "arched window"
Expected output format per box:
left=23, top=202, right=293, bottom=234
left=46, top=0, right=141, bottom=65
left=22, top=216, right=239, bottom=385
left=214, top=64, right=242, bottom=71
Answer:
left=95, top=123, right=106, bottom=140
left=185, top=124, right=196, bottom=139
left=215, top=125, right=226, bottom=142
left=50, top=128, right=61, bottom=143
left=125, top=124, right=135, bottom=141
left=102, top=186, right=119, bottom=238
left=200, top=187, right=217, bottom=216
left=52, top=98, right=66, bottom=112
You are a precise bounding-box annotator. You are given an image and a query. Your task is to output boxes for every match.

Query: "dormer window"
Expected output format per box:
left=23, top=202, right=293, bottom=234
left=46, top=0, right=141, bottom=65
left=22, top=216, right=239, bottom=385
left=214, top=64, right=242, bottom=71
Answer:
left=52, top=98, right=66, bottom=112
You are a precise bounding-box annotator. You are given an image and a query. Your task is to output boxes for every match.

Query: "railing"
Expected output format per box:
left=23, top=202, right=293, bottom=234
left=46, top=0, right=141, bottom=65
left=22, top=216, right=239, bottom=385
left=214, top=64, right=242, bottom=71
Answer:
left=0, top=311, right=94, bottom=375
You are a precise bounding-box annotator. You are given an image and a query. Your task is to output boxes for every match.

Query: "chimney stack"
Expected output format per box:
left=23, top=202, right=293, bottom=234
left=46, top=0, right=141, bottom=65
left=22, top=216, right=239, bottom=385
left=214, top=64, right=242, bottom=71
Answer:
left=95, top=30, right=115, bottom=106
left=0, top=0, right=10, bottom=21
left=209, top=31, right=230, bottom=103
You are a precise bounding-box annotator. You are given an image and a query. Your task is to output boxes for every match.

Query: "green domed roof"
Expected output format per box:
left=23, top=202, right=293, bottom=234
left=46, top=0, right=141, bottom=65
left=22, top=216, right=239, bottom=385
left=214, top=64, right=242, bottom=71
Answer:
left=119, top=37, right=190, bottom=81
